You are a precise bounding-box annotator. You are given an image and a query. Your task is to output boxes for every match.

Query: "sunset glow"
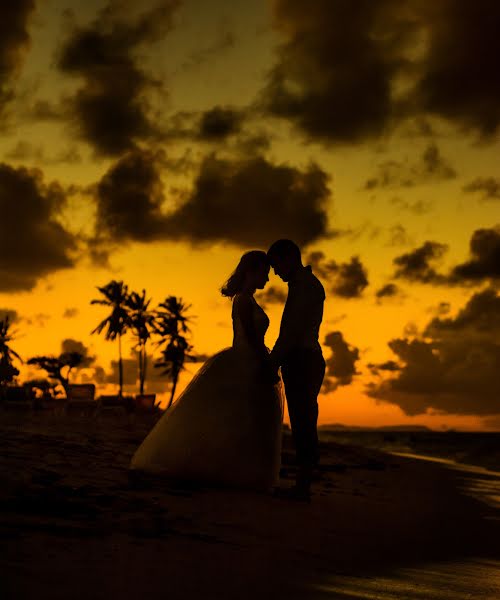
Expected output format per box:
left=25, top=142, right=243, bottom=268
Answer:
left=1, top=0, right=499, bottom=430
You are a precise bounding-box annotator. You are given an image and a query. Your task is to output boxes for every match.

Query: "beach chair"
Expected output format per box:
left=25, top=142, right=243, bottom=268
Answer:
left=2, top=385, right=33, bottom=410
left=65, top=384, right=96, bottom=415
left=134, top=394, right=156, bottom=413
left=96, top=394, right=128, bottom=416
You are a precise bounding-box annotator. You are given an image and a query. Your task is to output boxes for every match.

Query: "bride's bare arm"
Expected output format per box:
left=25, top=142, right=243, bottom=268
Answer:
left=233, top=294, right=268, bottom=360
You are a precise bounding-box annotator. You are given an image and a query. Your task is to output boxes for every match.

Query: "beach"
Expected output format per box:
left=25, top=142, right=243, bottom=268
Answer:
left=2, top=411, right=499, bottom=599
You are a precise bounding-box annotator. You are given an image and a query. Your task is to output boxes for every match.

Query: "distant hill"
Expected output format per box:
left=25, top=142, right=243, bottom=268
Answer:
left=318, top=423, right=433, bottom=432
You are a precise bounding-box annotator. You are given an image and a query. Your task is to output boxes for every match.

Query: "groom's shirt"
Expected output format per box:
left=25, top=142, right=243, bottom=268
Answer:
left=271, top=265, right=325, bottom=367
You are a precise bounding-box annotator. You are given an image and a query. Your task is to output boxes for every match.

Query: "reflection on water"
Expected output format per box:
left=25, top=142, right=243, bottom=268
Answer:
left=315, top=559, right=500, bottom=599
left=392, top=451, right=500, bottom=510
left=315, top=453, right=500, bottom=599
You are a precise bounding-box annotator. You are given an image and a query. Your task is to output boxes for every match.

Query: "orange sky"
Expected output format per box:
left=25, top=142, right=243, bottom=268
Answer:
left=0, top=0, right=499, bottom=430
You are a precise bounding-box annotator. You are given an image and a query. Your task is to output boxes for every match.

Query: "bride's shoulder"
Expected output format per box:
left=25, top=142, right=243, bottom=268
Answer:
left=232, top=292, right=255, bottom=316
left=233, top=292, right=253, bottom=305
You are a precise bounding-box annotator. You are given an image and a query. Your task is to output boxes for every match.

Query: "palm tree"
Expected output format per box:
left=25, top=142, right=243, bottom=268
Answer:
left=126, top=289, right=154, bottom=395
left=0, top=317, right=21, bottom=395
left=27, top=352, right=85, bottom=397
left=154, top=296, right=194, bottom=409
left=91, top=280, right=130, bottom=397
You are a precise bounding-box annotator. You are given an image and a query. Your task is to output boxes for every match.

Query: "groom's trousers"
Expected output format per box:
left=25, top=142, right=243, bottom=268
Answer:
left=281, top=349, right=325, bottom=478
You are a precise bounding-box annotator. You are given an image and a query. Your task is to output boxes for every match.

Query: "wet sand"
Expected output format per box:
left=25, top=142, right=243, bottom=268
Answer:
left=1, top=411, right=499, bottom=599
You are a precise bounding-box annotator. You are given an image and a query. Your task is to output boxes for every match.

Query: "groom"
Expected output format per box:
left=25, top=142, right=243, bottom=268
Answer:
left=267, top=240, right=326, bottom=500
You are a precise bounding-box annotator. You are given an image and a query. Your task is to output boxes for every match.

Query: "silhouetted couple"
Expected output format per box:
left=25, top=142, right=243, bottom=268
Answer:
left=131, top=240, right=325, bottom=501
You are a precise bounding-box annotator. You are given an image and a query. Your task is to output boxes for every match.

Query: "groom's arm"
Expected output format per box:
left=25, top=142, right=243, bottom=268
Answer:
left=270, top=290, right=302, bottom=369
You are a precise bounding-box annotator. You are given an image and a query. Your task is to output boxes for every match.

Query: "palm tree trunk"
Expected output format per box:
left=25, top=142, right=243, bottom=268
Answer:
left=138, top=344, right=143, bottom=395
left=167, top=376, right=178, bottom=409
left=142, top=343, right=147, bottom=395
left=59, top=367, right=69, bottom=397
left=118, top=334, right=123, bottom=398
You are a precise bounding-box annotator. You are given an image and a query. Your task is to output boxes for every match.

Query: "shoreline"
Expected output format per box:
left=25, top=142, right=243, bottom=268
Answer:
left=2, top=413, right=499, bottom=599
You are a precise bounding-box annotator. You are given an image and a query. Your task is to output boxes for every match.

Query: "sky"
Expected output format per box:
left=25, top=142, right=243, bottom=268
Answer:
left=0, top=0, right=499, bottom=430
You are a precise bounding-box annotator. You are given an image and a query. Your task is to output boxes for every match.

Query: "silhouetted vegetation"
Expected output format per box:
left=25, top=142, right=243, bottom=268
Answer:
left=0, top=317, right=21, bottom=395
left=27, top=352, right=86, bottom=396
left=126, top=289, right=154, bottom=396
left=91, top=281, right=130, bottom=398
left=153, top=296, right=194, bottom=409
left=90, top=282, right=195, bottom=404
left=24, top=378, right=60, bottom=401
left=0, top=283, right=197, bottom=405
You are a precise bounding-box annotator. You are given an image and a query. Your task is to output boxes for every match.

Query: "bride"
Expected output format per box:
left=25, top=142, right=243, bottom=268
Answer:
left=130, top=251, right=284, bottom=491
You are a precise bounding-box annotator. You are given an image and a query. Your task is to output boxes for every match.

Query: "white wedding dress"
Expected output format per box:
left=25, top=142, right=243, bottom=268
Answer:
left=130, top=295, right=284, bottom=491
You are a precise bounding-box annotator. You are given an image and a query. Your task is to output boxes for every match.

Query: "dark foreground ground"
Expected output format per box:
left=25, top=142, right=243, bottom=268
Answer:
left=1, top=411, right=499, bottom=599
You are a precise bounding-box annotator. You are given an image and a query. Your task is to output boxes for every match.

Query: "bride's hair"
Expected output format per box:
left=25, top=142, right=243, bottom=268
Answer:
left=221, top=251, right=269, bottom=297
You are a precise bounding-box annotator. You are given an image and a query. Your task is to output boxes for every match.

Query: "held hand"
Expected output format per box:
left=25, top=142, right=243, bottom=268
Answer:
left=260, top=360, right=280, bottom=385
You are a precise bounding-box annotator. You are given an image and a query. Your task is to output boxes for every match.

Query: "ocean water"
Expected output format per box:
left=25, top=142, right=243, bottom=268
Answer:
left=315, top=558, right=500, bottom=599
left=318, top=429, right=500, bottom=473
left=391, top=451, right=500, bottom=511
left=316, top=430, right=500, bottom=599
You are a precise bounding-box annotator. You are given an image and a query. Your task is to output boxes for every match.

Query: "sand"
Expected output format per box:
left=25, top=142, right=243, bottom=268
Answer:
left=1, top=411, right=499, bottom=599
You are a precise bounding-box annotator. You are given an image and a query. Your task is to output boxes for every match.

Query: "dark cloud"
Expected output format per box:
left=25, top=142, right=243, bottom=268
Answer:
left=413, top=1, right=500, bottom=139
left=198, top=106, right=243, bottom=140
left=450, top=226, right=500, bottom=284
left=94, top=148, right=168, bottom=243
left=0, top=162, right=77, bottom=291
left=0, top=1, right=35, bottom=121
left=162, top=154, right=331, bottom=247
left=256, top=286, right=287, bottom=306
left=263, top=1, right=500, bottom=143
left=425, top=287, right=500, bottom=337
left=368, top=287, right=500, bottom=415
left=0, top=308, right=19, bottom=323
left=164, top=106, right=245, bottom=142
left=330, top=257, right=369, bottom=298
left=393, top=241, right=448, bottom=284
left=57, top=1, right=179, bottom=156
left=390, top=227, right=500, bottom=288
left=364, top=143, right=456, bottom=190
left=463, top=177, right=500, bottom=201
left=322, top=331, right=360, bottom=392
left=92, top=149, right=331, bottom=250
left=375, top=283, right=400, bottom=300
left=367, top=360, right=401, bottom=375
left=307, top=252, right=368, bottom=298
left=262, top=0, right=410, bottom=143
left=61, top=338, right=95, bottom=368
left=63, top=308, right=79, bottom=319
